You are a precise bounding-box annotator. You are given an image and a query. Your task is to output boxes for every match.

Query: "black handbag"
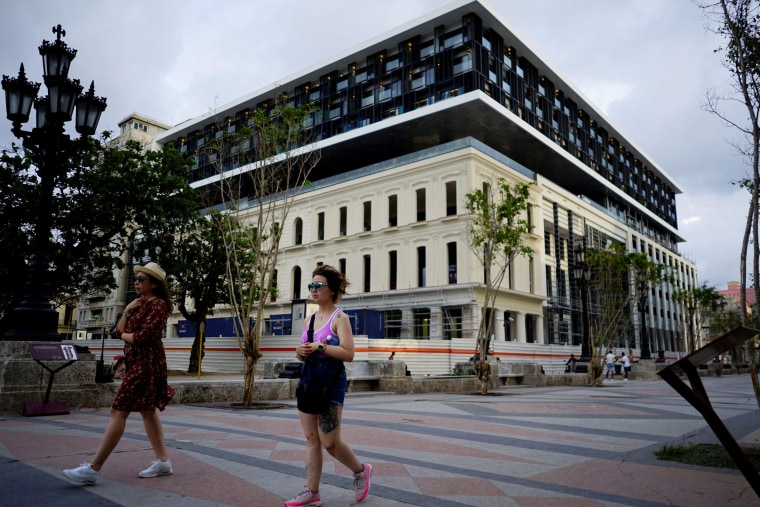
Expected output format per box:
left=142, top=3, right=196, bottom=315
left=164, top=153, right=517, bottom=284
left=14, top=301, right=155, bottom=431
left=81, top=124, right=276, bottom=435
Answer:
left=296, top=314, right=341, bottom=414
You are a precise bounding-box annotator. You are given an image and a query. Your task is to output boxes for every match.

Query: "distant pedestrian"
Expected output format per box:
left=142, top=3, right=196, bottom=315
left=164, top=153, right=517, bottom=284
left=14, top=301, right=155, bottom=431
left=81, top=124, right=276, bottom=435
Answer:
left=64, top=263, right=175, bottom=485
left=565, top=353, right=577, bottom=373
left=605, top=350, right=617, bottom=380
left=389, top=351, right=395, bottom=360
left=620, top=352, right=631, bottom=380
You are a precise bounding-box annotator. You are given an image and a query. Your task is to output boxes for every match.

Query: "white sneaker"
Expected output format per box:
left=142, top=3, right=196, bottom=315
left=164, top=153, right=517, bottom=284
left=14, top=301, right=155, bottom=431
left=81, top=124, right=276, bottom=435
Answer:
left=138, top=459, right=173, bottom=478
left=63, top=462, right=100, bottom=485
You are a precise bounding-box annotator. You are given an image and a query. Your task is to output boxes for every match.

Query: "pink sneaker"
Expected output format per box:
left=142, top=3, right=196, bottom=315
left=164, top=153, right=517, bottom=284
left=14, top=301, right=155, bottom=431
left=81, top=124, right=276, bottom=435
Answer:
left=284, top=487, right=321, bottom=507
left=353, top=463, right=372, bottom=502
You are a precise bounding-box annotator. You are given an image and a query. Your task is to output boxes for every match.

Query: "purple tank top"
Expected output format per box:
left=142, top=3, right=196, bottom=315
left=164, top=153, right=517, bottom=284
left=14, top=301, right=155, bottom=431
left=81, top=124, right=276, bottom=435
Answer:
left=300, top=309, right=342, bottom=358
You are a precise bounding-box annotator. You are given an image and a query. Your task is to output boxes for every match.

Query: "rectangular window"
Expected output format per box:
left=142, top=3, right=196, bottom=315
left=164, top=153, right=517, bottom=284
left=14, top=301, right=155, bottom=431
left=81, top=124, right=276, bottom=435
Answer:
left=317, top=212, right=325, bottom=241
left=363, top=201, right=372, bottom=231
left=416, top=188, right=426, bottom=221
left=385, top=309, right=401, bottom=338
left=528, top=257, right=534, bottom=294
left=339, top=258, right=346, bottom=275
left=413, top=308, right=431, bottom=339
left=363, top=255, right=371, bottom=292
left=447, top=242, right=457, bottom=284
left=445, top=181, right=457, bottom=216
left=417, top=246, right=426, bottom=287
left=339, top=206, right=347, bottom=236
left=388, top=195, right=398, bottom=227
left=544, top=232, right=551, bottom=255
left=389, top=250, right=397, bottom=290
left=443, top=307, right=462, bottom=340
left=546, top=265, right=553, bottom=298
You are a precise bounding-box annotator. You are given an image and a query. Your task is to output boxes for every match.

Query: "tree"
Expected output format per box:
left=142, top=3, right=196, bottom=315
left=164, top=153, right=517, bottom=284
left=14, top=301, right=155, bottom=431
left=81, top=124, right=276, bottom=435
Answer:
left=134, top=210, right=231, bottom=374
left=697, top=0, right=760, bottom=404
left=215, top=96, right=319, bottom=407
left=672, top=283, right=726, bottom=352
left=629, top=252, right=671, bottom=359
left=0, top=137, right=198, bottom=337
left=586, top=243, right=634, bottom=386
left=465, top=178, right=534, bottom=394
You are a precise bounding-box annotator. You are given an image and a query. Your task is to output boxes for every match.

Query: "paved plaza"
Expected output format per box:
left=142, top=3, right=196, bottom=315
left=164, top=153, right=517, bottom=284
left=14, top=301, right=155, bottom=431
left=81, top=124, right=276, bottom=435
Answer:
left=0, top=374, right=758, bottom=506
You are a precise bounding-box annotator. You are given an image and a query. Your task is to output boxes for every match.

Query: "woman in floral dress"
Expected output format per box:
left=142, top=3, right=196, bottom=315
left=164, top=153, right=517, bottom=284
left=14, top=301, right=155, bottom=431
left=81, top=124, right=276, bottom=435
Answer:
left=64, top=262, right=175, bottom=485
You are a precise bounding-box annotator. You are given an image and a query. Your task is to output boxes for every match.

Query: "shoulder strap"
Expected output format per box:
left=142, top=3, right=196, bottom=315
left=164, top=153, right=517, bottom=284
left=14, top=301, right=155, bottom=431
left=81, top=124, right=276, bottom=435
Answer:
left=307, top=313, right=316, bottom=342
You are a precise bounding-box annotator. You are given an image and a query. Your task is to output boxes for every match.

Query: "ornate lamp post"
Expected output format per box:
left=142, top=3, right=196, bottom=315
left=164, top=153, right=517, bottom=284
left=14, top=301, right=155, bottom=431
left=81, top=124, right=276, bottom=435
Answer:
left=573, top=246, right=592, bottom=360
left=2, top=25, right=106, bottom=341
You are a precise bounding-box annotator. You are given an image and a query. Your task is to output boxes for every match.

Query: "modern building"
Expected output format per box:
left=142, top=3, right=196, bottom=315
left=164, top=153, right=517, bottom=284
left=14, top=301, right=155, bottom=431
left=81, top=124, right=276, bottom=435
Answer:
left=154, top=0, right=697, bottom=362
left=75, top=113, right=171, bottom=340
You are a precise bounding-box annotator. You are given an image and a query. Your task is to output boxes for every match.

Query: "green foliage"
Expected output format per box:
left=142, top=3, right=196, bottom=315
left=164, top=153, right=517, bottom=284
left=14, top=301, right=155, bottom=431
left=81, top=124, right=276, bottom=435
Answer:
left=210, top=95, right=320, bottom=406
left=0, top=136, right=198, bottom=334
left=655, top=442, right=760, bottom=470
left=673, top=283, right=726, bottom=352
left=465, top=178, right=535, bottom=389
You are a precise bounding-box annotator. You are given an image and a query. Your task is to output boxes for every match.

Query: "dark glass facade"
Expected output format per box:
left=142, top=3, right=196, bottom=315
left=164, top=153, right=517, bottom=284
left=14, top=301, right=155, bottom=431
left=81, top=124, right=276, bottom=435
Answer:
left=166, top=10, right=679, bottom=239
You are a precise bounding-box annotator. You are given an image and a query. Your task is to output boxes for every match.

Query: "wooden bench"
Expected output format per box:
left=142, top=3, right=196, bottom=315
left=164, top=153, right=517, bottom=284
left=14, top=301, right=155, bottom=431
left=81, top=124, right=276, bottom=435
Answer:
left=658, top=326, right=760, bottom=497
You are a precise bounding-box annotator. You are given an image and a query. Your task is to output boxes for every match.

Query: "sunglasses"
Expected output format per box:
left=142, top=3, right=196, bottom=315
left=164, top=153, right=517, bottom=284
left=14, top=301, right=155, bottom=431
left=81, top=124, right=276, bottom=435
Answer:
left=307, top=282, right=327, bottom=291
left=135, top=276, right=149, bottom=283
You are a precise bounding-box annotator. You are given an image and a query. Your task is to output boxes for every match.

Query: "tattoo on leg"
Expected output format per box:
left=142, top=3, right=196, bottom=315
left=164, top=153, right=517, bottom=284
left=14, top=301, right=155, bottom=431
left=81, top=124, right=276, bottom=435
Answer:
left=318, top=405, right=340, bottom=434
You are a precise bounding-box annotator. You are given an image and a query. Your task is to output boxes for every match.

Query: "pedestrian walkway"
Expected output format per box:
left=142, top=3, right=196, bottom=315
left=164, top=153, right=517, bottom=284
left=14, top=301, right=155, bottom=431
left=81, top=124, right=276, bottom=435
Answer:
left=0, top=375, right=758, bottom=506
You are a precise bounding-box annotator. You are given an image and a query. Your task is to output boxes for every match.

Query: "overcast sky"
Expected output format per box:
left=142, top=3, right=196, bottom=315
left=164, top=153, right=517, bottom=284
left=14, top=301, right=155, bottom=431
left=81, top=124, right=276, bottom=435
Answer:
left=0, top=0, right=749, bottom=289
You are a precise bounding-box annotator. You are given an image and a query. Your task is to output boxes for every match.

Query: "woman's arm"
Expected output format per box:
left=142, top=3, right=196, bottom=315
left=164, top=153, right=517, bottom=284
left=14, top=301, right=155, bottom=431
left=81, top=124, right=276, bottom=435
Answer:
left=122, top=300, right=168, bottom=345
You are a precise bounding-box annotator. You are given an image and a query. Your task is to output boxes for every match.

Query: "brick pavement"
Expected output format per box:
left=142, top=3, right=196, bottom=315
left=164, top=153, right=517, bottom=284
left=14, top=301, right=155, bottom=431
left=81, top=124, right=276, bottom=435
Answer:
left=0, top=375, right=758, bottom=506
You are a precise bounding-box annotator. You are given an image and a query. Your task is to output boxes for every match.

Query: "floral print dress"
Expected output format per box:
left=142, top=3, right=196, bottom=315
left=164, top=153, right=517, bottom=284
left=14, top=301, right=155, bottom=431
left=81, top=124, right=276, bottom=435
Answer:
left=113, top=298, right=174, bottom=412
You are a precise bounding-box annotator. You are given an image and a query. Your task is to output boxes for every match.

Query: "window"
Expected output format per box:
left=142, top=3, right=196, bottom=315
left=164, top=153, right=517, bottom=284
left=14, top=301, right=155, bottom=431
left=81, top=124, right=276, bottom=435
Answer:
left=363, top=201, right=372, bottom=231
left=389, top=250, right=397, bottom=290
left=445, top=181, right=457, bottom=216
left=413, top=308, right=431, bottom=339
left=528, top=257, right=535, bottom=294
left=417, top=246, right=426, bottom=287
left=416, top=188, right=426, bottom=221
left=443, top=307, right=462, bottom=339
left=546, top=265, right=553, bottom=298
left=339, top=258, right=346, bottom=275
left=294, top=218, right=303, bottom=245
left=544, top=232, right=551, bottom=255
left=339, top=206, right=347, bottom=236
left=447, top=242, right=457, bottom=284
left=293, top=266, right=302, bottom=300
left=385, top=309, right=401, bottom=338
left=363, top=255, right=371, bottom=292
left=317, top=212, right=325, bottom=240
left=270, top=270, right=278, bottom=302
left=388, top=195, right=398, bottom=227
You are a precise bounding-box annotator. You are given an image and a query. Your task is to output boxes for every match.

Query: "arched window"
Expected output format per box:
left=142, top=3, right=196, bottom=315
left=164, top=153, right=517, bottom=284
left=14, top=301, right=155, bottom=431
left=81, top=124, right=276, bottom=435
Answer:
left=292, top=266, right=302, bottom=300
left=294, top=218, right=303, bottom=245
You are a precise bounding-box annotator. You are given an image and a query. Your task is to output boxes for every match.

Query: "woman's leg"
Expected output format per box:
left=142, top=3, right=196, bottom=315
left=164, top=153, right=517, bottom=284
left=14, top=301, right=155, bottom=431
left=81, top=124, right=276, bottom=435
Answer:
left=318, top=405, right=363, bottom=474
left=140, top=409, right=169, bottom=461
left=91, top=409, right=130, bottom=470
left=299, top=411, right=324, bottom=492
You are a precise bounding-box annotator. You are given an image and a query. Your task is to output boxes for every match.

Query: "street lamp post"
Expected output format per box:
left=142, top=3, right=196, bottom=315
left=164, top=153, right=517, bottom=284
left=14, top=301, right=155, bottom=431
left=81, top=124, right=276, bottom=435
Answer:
left=573, top=246, right=592, bottom=361
left=2, top=25, right=106, bottom=341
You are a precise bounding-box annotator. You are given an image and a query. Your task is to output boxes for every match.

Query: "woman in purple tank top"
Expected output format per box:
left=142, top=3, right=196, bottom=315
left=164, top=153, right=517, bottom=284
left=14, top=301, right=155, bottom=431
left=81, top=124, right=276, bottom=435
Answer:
left=285, top=265, right=372, bottom=506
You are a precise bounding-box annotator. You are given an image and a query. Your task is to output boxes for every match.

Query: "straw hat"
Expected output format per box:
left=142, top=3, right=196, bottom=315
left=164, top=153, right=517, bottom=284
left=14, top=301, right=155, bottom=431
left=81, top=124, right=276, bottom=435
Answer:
left=134, top=262, right=165, bottom=281
left=133, top=262, right=168, bottom=292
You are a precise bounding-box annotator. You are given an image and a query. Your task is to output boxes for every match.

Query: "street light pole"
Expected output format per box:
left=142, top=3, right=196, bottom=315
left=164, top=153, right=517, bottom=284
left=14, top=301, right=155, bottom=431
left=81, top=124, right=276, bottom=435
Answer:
left=2, top=25, right=106, bottom=341
left=573, top=246, right=592, bottom=361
